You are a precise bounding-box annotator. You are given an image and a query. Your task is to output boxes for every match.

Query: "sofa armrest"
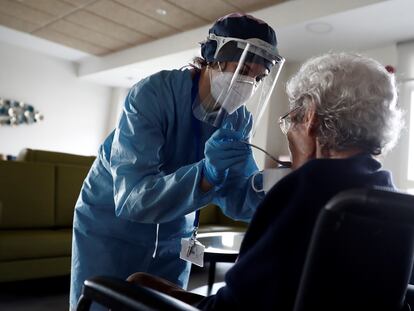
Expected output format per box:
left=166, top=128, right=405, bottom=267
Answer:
left=217, top=211, right=248, bottom=228
left=55, top=164, right=90, bottom=227
left=199, top=204, right=219, bottom=225
left=199, top=204, right=247, bottom=233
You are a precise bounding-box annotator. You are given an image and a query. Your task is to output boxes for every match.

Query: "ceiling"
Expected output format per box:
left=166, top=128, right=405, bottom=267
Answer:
left=0, top=0, right=286, bottom=56
left=1, top=0, right=414, bottom=88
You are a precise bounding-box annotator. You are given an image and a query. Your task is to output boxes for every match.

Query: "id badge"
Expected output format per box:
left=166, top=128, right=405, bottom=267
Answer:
left=180, top=238, right=205, bottom=267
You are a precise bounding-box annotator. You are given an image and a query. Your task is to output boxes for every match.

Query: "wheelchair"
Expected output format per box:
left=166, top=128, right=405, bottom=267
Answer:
left=76, top=188, right=414, bottom=311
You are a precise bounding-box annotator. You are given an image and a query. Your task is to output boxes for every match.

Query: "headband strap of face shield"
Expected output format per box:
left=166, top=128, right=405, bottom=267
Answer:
left=206, top=33, right=282, bottom=70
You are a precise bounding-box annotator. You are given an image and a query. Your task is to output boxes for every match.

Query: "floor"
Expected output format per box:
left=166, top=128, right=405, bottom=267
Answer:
left=0, top=263, right=233, bottom=310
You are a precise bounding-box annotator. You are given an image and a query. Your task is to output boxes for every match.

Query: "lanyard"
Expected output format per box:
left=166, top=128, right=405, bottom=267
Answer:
left=191, top=70, right=201, bottom=229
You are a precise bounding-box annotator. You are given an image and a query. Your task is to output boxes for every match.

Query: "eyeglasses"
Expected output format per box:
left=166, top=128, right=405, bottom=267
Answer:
left=279, top=106, right=300, bottom=134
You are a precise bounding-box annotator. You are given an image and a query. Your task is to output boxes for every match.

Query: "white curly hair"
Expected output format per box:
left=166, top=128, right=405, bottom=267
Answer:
left=286, top=52, right=403, bottom=155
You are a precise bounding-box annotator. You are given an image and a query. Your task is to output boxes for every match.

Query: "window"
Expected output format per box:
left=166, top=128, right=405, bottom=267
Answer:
left=408, top=90, right=414, bottom=181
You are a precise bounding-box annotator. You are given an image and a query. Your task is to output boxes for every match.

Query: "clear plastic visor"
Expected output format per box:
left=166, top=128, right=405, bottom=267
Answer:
left=193, top=38, right=284, bottom=134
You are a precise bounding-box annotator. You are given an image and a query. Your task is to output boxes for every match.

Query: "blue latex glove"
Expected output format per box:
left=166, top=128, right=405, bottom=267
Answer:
left=203, top=106, right=257, bottom=186
left=221, top=105, right=253, bottom=137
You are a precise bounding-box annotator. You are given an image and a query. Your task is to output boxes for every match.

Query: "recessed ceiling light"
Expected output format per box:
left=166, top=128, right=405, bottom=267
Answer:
left=156, top=8, right=167, bottom=16
left=306, top=22, right=333, bottom=34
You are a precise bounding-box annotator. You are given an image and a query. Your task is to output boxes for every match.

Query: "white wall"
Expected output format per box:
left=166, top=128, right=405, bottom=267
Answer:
left=103, top=87, right=128, bottom=135
left=391, top=40, right=414, bottom=191
left=0, top=41, right=113, bottom=156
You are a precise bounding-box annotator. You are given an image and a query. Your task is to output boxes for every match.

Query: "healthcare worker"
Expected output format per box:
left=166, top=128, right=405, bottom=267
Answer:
left=70, top=13, right=284, bottom=310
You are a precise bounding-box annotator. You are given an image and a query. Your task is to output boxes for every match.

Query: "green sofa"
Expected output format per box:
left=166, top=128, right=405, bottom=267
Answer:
left=0, top=148, right=95, bottom=282
left=0, top=148, right=246, bottom=282
left=198, top=204, right=247, bottom=234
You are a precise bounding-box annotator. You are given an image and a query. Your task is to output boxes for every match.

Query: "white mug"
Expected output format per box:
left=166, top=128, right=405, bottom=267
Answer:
left=252, top=167, right=292, bottom=194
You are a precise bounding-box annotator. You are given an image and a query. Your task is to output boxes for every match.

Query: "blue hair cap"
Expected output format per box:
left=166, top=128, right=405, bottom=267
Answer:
left=201, top=13, right=277, bottom=63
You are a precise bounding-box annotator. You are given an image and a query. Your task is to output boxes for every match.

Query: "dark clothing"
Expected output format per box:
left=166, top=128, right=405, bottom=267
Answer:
left=197, top=154, right=395, bottom=310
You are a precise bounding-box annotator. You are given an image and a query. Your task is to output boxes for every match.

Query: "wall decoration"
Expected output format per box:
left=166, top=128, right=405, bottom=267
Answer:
left=0, top=98, right=44, bottom=126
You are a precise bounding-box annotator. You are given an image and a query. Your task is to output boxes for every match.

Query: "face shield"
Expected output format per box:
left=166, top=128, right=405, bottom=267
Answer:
left=193, top=33, right=285, bottom=133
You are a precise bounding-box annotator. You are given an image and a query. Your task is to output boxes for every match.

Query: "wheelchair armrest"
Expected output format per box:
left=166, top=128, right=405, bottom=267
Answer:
left=405, top=284, right=414, bottom=308
left=76, top=276, right=200, bottom=311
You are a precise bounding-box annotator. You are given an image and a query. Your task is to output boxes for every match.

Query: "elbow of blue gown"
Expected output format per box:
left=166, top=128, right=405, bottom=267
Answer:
left=113, top=160, right=215, bottom=223
left=211, top=146, right=263, bottom=222
left=213, top=173, right=264, bottom=222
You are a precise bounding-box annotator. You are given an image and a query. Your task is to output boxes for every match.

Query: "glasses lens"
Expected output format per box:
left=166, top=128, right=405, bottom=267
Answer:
left=279, top=117, right=289, bottom=134
left=279, top=106, right=300, bottom=134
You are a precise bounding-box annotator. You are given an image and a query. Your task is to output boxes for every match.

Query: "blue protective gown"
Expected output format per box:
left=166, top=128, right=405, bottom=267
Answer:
left=69, top=68, right=264, bottom=309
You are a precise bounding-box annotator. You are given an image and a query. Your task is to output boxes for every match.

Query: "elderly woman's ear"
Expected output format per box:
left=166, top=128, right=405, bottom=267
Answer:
left=303, top=102, right=319, bottom=136
left=287, top=103, right=318, bottom=169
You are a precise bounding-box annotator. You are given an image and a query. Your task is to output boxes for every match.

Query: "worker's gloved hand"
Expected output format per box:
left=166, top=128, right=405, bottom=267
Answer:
left=221, top=105, right=253, bottom=137
left=203, top=107, right=258, bottom=186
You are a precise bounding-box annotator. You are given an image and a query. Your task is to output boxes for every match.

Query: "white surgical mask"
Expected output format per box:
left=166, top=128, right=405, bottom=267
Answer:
left=210, top=70, right=257, bottom=114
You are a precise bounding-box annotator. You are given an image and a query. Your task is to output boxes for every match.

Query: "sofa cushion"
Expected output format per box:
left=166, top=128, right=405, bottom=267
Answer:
left=0, top=161, right=55, bottom=228
left=0, top=229, right=71, bottom=261
left=17, top=148, right=95, bottom=166
left=0, top=257, right=71, bottom=282
left=55, top=164, right=90, bottom=227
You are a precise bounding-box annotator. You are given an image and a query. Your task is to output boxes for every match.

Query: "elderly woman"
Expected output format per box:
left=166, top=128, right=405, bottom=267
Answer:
left=127, top=52, right=403, bottom=310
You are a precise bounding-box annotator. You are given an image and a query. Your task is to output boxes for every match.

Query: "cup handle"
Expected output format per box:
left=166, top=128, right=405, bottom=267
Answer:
left=251, top=171, right=264, bottom=193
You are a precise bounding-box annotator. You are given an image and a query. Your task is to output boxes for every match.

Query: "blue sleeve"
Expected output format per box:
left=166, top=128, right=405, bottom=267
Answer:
left=110, top=78, right=214, bottom=224
left=213, top=166, right=265, bottom=222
